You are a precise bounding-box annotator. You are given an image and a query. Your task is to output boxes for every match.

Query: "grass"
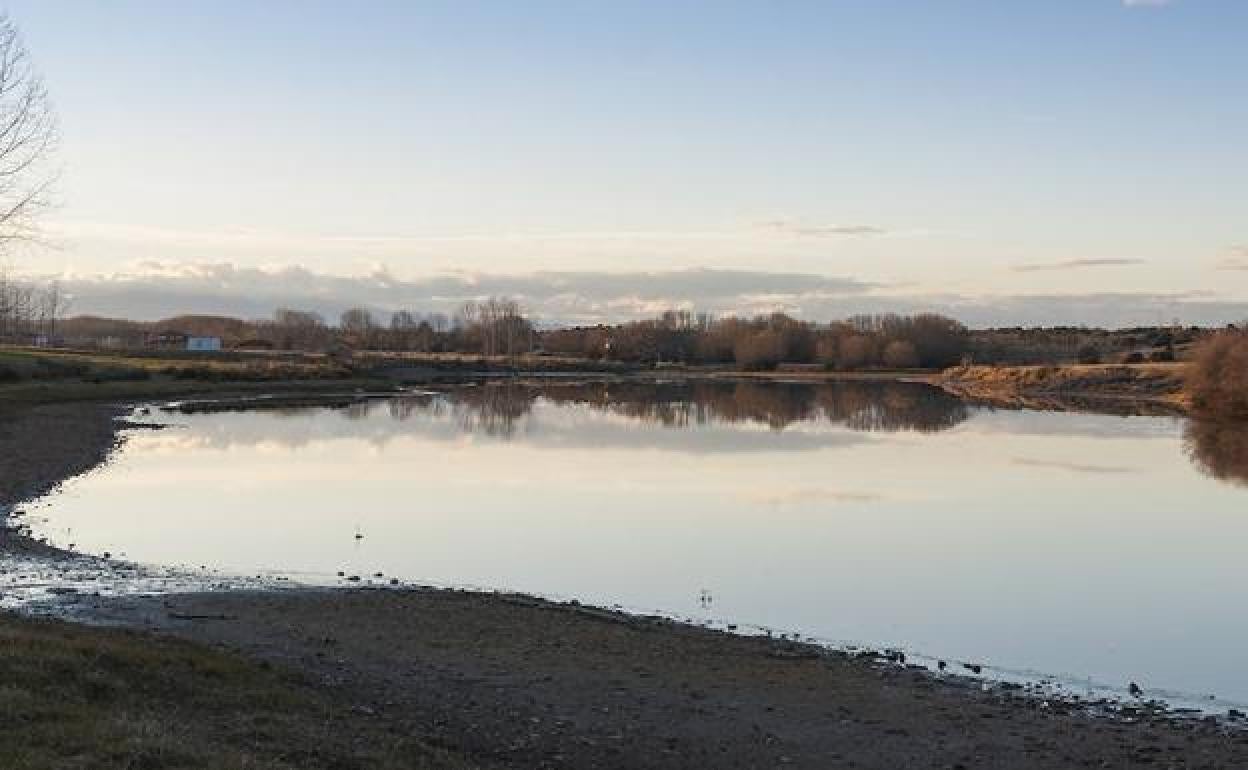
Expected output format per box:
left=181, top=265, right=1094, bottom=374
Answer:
left=0, top=613, right=476, bottom=770
left=0, top=347, right=352, bottom=381
left=0, top=346, right=397, bottom=405
left=937, top=362, right=1192, bottom=411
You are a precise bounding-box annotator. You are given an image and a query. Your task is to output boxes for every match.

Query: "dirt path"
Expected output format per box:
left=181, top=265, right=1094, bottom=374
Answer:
left=83, top=588, right=1248, bottom=770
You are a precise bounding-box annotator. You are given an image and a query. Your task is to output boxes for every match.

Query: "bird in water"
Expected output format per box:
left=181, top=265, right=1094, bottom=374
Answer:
left=1129, top=682, right=1143, bottom=698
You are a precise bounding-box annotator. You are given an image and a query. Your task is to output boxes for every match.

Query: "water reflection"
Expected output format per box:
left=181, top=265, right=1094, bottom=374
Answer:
left=1184, top=419, right=1248, bottom=487
left=392, top=380, right=971, bottom=438
left=32, top=379, right=1248, bottom=707
left=157, top=383, right=1248, bottom=488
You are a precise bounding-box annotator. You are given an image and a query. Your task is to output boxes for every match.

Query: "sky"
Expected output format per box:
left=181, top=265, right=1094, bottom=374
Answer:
left=4, top=0, right=1247, bottom=326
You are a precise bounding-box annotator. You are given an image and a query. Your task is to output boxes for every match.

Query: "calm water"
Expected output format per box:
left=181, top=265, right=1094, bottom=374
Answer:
left=26, top=381, right=1248, bottom=706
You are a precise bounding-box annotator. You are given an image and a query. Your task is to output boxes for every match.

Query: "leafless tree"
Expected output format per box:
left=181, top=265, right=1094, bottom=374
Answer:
left=0, top=14, right=57, bottom=249
left=339, top=306, right=378, bottom=349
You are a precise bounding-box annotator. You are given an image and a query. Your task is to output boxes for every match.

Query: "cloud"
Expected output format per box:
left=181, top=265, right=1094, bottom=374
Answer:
left=1011, top=258, right=1146, bottom=273
left=1122, top=0, right=1173, bottom=7
left=1010, top=458, right=1136, bottom=474
left=29, top=261, right=1248, bottom=328
left=760, top=220, right=887, bottom=237
left=744, top=487, right=883, bottom=506
left=1217, top=246, right=1248, bottom=271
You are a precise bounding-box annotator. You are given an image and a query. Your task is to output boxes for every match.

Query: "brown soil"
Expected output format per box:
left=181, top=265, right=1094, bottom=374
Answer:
left=83, top=589, right=1248, bottom=770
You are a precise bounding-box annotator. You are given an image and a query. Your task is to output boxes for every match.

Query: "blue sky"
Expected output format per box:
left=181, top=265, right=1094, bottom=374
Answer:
left=5, top=0, right=1247, bottom=324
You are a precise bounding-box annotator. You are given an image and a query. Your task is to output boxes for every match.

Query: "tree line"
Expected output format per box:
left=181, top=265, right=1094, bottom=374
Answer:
left=51, top=301, right=970, bottom=371
left=0, top=270, right=67, bottom=343
left=542, top=310, right=969, bottom=370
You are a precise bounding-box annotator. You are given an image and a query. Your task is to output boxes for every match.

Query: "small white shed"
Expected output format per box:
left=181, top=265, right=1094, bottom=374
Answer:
left=186, top=336, right=223, bottom=352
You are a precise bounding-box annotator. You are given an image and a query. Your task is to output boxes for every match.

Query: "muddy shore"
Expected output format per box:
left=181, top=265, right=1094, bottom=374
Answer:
left=5, top=395, right=1248, bottom=767
left=78, top=589, right=1248, bottom=769
left=0, top=400, right=128, bottom=557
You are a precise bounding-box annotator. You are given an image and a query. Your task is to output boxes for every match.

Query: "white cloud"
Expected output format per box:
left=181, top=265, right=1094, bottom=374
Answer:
left=32, top=261, right=1248, bottom=328
left=1217, top=246, right=1248, bottom=271
left=1122, top=0, right=1173, bottom=7
left=759, top=220, right=888, bottom=238
left=1011, top=258, right=1145, bottom=273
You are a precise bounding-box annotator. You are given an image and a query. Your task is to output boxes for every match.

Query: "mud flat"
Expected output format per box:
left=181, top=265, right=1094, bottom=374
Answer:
left=70, top=587, right=1248, bottom=769
left=0, top=401, right=126, bottom=556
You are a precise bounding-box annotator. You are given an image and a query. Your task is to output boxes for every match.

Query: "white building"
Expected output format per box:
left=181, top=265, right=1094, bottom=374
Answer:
left=186, top=336, right=223, bottom=352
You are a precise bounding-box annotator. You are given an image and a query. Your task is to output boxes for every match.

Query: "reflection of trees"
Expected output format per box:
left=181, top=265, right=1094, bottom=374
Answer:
left=1184, top=419, right=1248, bottom=488
left=450, top=385, right=539, bottom=439
left=412, top=380, right=969, bottom=436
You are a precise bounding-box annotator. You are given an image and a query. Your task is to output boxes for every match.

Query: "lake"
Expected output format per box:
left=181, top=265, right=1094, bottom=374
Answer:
left=25, top=380, right=1248, bottom=708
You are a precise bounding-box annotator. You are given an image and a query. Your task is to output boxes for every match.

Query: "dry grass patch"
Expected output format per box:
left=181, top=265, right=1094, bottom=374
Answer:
left=0, top=614, right=476, bottom=770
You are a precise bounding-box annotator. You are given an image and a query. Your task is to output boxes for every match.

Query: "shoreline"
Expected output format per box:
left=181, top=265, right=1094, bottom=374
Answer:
left=7, top=384, right=1248, bottom=766
left=51, top=586, right=1248, bottom=768
left=937, top=363, right=1190, bottom=416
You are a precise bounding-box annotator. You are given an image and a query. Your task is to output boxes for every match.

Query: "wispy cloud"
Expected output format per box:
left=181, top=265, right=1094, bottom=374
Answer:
left=745, top=487, right=883, bottom=506
left=1011, top=258, right=1145, bottom=273
left=1122, top=0, right=1174, bottom=8
left=760, top=220, right=887, bottom=237
left=26, top=261, right=1248, bottom=327
left=1011, top=458, right=1136, bottom=474
left=1217, top=246, right=1248, bottom=271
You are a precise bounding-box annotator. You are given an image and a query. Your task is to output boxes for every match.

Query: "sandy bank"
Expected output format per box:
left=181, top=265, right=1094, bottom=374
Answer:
left=938, top=363, right=1189, bottom=415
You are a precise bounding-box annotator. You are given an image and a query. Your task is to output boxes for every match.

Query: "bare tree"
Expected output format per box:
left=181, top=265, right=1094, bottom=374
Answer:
left=0, top=14, right=57, bottom=249
left=339, top=306, right=377, bottom=349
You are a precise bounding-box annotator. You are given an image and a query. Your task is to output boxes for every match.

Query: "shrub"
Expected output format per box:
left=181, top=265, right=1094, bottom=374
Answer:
left=837, top=335, right=875, bottom=370
left=1076, top=344, right=1102, bottom=365
left=1187, top=329, right=1248, bottom=419
left=87, top=366, right=152, bottom=383
left=882, top=340, right=920, bottom=369
left=733, top=330, right=785, bottom=371
left=1123, top=352, right=1146, bottom=364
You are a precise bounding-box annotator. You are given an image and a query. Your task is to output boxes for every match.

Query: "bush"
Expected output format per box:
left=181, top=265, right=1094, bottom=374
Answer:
left=1123, top=352, right=1146, bottom=364
left=1077, top=344, right=1102, bottom=365
left=1149, top=347, right=1176, bottom=363
left=87, top=366, right=152, bottom=383
left=733, top=330, right=785, bottom=371
left=882, top=340, right=920, bottom=369
left=1187, top=330, right=1248, bottom=419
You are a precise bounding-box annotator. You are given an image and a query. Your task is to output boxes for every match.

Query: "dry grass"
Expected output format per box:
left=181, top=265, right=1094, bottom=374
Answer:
left=0, top=613, right=476, bottom=769
left=0, top=347, right=393, bottom=405
left=941, top=362, right=1187, bottom=394
left=1186, top=329, right=1248, bottom=419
